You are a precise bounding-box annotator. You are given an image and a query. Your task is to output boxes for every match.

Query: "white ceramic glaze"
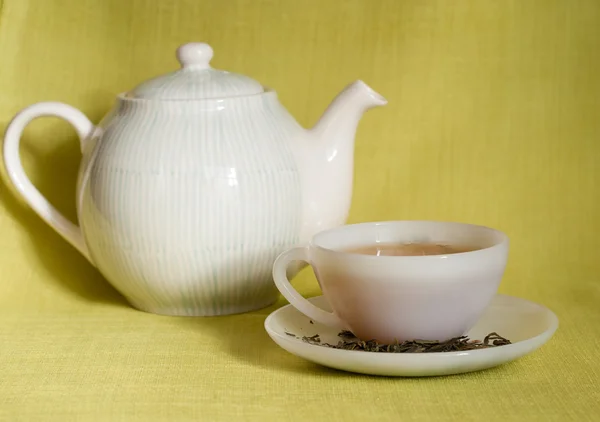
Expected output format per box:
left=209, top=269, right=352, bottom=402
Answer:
left=273, top=221, right=509, bottom=343
left=265, top=294, right=559, bottom=377
left=2, top=42, right=387, bottom=316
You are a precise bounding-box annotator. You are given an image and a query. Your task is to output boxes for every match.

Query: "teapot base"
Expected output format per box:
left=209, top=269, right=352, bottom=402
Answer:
left=127, top=295, right=279, bottom=317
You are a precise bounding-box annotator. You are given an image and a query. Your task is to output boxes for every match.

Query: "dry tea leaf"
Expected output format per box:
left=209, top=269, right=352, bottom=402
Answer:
left=298, top=330, right=511, bottom=353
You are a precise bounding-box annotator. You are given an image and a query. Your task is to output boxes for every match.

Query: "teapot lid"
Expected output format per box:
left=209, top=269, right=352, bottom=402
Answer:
left=127, top=42, right=264, bottom=100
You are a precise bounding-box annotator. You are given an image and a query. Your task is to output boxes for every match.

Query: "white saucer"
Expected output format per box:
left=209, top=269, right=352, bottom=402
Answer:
left=264, top=294, right=558, bottom=377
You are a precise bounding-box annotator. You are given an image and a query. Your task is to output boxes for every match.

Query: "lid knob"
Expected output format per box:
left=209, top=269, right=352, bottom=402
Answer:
left=176, top=42, right=213, bottom=70
left=128, top=42, right=264, bottom=99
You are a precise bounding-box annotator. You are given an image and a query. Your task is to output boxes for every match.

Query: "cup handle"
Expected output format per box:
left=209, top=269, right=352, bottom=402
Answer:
left=272, top=247, right=345, bottom=329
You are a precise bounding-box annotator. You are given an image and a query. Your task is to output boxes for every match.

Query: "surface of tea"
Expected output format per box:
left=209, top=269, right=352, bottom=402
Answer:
left=342, top=242, right=480, bottom=256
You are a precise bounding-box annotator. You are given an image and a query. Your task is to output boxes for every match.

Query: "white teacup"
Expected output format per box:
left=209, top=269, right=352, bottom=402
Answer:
left=272, top=221, right=509, bottom=344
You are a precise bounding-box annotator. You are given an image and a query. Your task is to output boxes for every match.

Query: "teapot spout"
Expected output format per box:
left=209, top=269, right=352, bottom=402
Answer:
left=295, top=81, right=386, bottom=244
left=311, top=80, right=387, bottom=150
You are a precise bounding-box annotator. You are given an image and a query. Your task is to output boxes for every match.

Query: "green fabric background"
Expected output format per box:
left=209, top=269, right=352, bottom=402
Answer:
left=0, top=1, right=599, bottom=420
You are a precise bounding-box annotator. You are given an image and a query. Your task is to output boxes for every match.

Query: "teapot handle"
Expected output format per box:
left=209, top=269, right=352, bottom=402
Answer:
left=3, top=102, right=95, bottom=264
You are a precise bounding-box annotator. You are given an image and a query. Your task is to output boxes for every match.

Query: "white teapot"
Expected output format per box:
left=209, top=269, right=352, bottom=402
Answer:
left=2, top=43, right=386, bottom=316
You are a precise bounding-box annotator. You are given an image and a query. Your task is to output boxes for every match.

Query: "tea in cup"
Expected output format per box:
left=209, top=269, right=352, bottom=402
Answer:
left=272, top=221, right=509, bottom=344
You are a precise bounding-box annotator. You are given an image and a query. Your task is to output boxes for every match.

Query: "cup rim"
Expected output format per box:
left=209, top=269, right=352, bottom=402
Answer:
left=310, top=220, right=509, bottom=260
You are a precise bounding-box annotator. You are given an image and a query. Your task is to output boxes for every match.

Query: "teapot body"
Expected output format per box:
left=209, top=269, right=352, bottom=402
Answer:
left=2, top=42, right=385, bottom=317
left=77, top=93, right=306, bottom=315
